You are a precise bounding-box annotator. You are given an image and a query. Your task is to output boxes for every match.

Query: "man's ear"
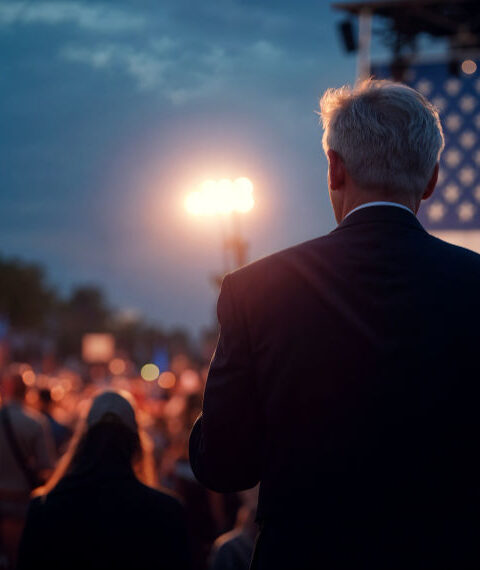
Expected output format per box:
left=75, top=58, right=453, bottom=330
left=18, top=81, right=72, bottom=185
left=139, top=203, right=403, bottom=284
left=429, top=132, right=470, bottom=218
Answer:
left=421, top=163, right=439, bottom=201
left=327, top=149, right=346, bottom=191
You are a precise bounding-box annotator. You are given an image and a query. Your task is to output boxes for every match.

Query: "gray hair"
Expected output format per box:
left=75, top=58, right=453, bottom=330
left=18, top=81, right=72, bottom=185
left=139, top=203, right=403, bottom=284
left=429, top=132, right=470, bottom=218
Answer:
left=319, top=79, right=445, bottom=198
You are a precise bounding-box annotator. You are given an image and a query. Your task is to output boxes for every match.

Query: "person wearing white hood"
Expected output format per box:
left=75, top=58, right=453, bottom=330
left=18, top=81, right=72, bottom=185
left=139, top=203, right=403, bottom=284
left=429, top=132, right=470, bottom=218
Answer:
left=17, top=390, right=192, bottom=570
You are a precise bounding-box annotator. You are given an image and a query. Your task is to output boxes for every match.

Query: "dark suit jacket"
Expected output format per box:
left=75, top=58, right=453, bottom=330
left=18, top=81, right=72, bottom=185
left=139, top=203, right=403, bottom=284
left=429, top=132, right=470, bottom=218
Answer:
left=190, top=205, right=480, bottom=569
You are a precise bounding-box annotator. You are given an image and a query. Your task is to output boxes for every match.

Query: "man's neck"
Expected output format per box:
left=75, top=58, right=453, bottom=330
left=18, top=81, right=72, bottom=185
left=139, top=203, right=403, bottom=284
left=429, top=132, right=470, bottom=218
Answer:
left=343, top=201, right=415, bottom=220
left=336, top=187, right=420, bottom=222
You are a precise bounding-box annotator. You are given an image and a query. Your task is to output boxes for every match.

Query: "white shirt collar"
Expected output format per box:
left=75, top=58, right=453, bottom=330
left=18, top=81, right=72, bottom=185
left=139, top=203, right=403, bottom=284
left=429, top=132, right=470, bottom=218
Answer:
left=344, top=201, right=414, bottom=220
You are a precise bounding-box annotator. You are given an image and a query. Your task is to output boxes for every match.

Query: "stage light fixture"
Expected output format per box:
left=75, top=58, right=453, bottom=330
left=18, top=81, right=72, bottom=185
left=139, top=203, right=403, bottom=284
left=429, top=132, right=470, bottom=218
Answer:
left=338, top=19, right=357, bottom=53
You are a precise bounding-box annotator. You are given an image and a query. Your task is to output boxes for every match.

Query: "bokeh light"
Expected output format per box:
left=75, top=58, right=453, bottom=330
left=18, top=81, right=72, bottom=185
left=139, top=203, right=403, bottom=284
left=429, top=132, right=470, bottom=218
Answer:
left=185, top=177, right=254, bottom=216
left=179, top=369, right=201, bottom=394
left=60, top=377, right=73, bottom=392
left=158, top=371, right=176, bottom=389
left=461, top=59, right=477, bottom=75
left=25, top=389, right=39, bottom=406
left=170, top=353, right=190, bottom=376
left=109, top=358, right=126, bottom=376
left=51, top=385, right=65, bottom=402
left=141, top=363, right=160, bottom=381
left=22, top=369, right=36, bottom=386
left=164, top=395, right=185, bottom=417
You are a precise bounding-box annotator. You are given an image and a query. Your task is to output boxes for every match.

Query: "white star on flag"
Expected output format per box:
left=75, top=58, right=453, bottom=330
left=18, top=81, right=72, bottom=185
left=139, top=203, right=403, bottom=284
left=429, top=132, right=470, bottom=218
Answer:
left=459, top=167, right=476, bottom=185
left=445, top=113, right=462, bottom=132
left=444, top=148, right=462, bottom=167
left=416, top=79, right=433, bottom=95
left=445, top=78, right=462, bottom=96
left=428, top=201, right=446, bottom=222
left=457, top=201, right=476, bottom=222
left=459, top=131, right=477, bottom=149
left=443, top=183, right=461, bottom=203
left=432, top=96, right=447, bottom=112
left=459, top=95, right=476, bottom=113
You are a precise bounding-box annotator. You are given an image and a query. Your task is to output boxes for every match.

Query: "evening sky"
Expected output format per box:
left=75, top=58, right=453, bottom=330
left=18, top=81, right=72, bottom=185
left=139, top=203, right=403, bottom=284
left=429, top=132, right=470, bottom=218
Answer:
left=1, top=1, right=427, bottom=335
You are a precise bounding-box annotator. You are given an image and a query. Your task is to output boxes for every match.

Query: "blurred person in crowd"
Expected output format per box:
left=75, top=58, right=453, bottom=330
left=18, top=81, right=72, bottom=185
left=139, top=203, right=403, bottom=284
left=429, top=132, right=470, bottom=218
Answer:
left=17, top=390, right=191, bottom=570
left=0, top=373, right=55, bottom=569
left=209, top=487, right=258, bottom=570
left=166, top=391, right=230, bottom=570
left=37, top=388, right=72, bottom=456
left=190, top=79, right=480, bottom=568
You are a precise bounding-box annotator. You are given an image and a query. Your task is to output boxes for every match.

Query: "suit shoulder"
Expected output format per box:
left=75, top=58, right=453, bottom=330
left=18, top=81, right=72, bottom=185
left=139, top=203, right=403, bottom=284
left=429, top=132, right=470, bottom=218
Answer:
left=427, top=233, right=480, bottom=273
left=225, top=235, right=329, bottom=284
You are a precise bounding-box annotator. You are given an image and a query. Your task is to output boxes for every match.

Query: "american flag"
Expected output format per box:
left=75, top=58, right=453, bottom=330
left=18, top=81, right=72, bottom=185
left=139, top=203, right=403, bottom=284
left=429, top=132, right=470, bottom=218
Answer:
left=371, top=59, right=480, bottom=234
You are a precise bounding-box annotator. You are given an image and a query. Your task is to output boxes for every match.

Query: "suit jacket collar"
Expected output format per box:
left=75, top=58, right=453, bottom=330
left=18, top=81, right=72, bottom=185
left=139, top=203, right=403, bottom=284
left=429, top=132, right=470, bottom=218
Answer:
left=332, top=204, right=427, bottom=234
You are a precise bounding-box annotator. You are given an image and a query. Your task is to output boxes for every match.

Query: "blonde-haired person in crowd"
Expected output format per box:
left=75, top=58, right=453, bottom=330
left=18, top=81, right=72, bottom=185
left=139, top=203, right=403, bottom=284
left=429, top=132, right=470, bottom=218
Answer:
left=190, top=79, right=480, bottom=569
left=17, top=390, right=191, bottom=570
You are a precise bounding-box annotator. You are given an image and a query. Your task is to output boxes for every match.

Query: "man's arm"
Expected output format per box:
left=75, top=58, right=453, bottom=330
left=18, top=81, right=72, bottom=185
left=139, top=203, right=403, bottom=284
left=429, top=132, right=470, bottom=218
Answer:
left=189, top=274, right=262, bottom=493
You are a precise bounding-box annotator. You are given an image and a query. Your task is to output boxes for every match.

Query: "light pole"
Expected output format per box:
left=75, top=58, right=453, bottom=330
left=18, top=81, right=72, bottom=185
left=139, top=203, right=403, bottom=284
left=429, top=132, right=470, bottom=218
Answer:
left=185, top=177, right=255, bottom=288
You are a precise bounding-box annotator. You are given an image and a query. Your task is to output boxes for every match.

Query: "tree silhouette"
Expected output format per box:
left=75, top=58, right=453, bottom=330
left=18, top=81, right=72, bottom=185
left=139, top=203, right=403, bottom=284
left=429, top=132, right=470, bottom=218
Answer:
left=0, top=256, right=56, bottom=330
left=57, top=286, right=110, bottom=357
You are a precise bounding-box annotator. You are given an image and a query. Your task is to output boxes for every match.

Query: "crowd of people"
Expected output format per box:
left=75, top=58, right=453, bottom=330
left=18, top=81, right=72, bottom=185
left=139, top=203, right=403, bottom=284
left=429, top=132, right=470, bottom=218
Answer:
left=0, top=356, right=255, bottom=570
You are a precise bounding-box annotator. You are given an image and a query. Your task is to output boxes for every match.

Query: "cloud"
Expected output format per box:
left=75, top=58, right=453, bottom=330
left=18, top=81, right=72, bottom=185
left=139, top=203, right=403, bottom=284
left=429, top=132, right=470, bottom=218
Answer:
left=60, top=36, right=286, bottom=103
left=61, top=41, right=211, bottom=101
left=3, top=1, right=336, bottom=108
left=0, top=1, right=144, bottom=33
left=249, top=40, right=282, bottom=61
left=61, top=43, right=168, bottom=91
left=4, top=0, right=337, bottom=109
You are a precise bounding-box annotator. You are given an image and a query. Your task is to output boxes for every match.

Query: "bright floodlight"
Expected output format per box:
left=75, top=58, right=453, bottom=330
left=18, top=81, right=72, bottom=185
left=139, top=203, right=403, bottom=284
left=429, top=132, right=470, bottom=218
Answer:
left=185, top=177, right=254, bottom=216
